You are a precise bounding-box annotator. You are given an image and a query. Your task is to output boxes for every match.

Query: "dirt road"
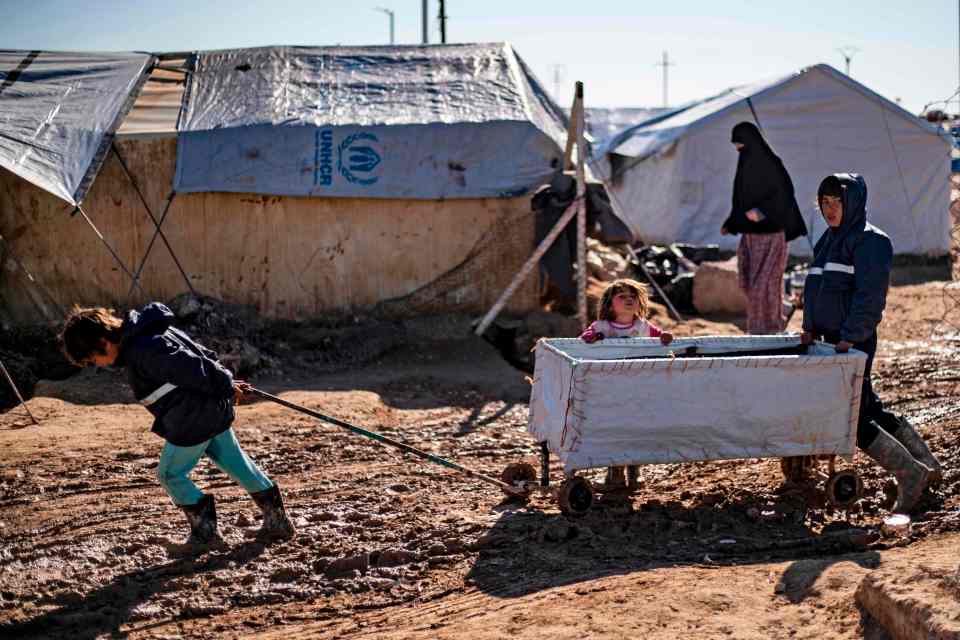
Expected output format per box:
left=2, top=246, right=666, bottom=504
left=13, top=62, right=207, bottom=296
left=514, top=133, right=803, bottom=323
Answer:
left=2, top=282, right=959, bottom=639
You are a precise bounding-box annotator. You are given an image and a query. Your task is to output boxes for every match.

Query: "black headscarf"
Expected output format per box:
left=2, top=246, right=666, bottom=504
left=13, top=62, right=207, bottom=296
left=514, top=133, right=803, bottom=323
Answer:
left=723, top=122, right=808, bottom=241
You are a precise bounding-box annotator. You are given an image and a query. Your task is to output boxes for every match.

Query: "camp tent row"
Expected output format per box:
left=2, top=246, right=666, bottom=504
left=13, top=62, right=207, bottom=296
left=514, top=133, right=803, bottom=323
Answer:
left=0, top=44, right=568, bottom=323
left=0, top=52, right=951, bottom=326
left=595, top=64, right=952, bottom=256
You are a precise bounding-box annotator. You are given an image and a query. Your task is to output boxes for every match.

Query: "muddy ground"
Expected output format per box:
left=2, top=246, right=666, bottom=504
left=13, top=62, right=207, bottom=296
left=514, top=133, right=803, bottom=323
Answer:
left=2, top=281, right=960, bottom=639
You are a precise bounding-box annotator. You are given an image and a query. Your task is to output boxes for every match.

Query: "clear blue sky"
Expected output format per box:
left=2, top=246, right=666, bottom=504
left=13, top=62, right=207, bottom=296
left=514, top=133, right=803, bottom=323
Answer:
left=4, top=0, right=957, bottom=114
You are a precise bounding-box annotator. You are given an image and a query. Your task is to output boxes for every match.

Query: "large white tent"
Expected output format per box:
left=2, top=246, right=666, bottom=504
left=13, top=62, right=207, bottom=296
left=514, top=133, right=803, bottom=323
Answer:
left=596, top=64, right=952, bottom=256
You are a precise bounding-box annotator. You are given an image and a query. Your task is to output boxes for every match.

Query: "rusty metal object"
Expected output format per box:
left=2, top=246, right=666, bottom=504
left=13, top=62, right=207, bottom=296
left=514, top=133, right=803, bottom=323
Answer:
left=500, top=462, right=536, bottom=498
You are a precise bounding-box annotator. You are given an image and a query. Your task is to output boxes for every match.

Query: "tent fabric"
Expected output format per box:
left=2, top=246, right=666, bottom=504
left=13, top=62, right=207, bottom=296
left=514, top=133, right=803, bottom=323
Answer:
left=528, top=336, right=866, bottom=473
left=173, top=43, right=568, bottom=199
left=0, top=50, right=154, bottom=205
left=598, top=64, right=952, bottom=255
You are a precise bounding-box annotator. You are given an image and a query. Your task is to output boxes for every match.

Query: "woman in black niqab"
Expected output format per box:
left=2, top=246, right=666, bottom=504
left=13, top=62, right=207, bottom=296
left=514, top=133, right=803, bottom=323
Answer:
left=721, top=122, right=807, bottom=333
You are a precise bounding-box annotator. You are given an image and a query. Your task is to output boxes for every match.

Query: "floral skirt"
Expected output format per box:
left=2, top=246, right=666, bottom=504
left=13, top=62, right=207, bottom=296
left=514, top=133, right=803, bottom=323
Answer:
left=736, top=232, right=787, bottom=334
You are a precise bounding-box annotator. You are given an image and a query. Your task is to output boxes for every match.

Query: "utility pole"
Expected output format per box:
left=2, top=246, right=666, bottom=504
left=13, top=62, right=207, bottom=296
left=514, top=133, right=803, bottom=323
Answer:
left=375, top=7, right=395, bottom=45
left=655, top=51, right=674, bottom=108
left=550, top=64, right=566, bottom=103
left=438, top=0, right=447, bottom=44
left=837, top=46, right=859, bottom=76
left=422, top=0, right=429, bottom=44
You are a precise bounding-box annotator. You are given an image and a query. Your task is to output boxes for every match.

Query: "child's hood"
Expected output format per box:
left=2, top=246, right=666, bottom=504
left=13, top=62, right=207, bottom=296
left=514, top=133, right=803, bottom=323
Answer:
left=122, top=302, right=175, bottom=342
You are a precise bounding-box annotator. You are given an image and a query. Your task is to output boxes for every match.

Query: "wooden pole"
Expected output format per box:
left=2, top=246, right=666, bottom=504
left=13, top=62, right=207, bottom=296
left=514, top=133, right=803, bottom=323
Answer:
left=474, top=80, right=588, bottom=337
left=0, top=359, right=38, bottom=425
left=574, top=81, right=588, bottom=329
left=473, top=197, right=582, bottom=337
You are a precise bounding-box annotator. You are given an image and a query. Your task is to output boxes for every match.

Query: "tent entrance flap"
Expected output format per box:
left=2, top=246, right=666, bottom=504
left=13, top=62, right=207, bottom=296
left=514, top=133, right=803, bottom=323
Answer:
left=0, top=50, right=155, bottom=205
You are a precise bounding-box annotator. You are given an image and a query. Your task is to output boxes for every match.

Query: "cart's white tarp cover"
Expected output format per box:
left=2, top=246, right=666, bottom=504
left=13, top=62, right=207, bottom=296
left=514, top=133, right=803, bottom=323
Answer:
left=596, top=64, right=952, bottom=255
left=529, top=336, right=866, bottom=472
left=0, top=50, right=154, bottom=204
left=174, top=43, right=567, bottom=199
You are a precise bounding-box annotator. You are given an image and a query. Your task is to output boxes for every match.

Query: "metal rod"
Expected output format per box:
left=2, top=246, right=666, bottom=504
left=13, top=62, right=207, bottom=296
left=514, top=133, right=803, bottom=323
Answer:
left=625, top=245, right=684, bottom=322
left=75, top=205, right=146, bottom=296
left=0, top=359, right=38, bottom=425
left=540, top=441, right=550, bottom=488
left=112, top=145, right=195, bottom=296
left=126, top=194, right=178, bottom=302
left=248, top=388, right=522, bottom=495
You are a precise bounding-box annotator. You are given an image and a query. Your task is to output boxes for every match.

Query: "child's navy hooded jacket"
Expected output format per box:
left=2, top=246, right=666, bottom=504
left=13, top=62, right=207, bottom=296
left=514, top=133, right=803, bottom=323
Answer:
left=802, top=173, right=892, bottom=353
left=117, top=302, right=235, bottom=446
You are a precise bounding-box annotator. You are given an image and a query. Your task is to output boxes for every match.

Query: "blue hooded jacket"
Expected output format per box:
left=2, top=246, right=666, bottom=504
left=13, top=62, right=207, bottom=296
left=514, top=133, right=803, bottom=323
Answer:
left=802, top=174, right=892, bottom=351
left=117, top=302, right=235, bottom=447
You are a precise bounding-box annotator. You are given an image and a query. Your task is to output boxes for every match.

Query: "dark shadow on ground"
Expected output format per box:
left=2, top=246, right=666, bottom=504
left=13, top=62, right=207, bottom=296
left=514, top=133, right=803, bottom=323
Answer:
left=465, top=489, right=882, bottom=600
left=2, top=541, right=268, bottom=640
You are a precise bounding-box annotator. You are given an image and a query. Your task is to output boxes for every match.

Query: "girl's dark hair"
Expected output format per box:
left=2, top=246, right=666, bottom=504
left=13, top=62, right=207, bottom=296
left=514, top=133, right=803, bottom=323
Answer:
left=598, top=279, right=650, bottom=322
left=59, top=307, right=124, bottom=366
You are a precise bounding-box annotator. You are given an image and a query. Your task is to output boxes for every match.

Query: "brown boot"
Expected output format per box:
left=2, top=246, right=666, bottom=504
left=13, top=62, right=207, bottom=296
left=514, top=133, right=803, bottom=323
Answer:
left=864, top=428, right=931, bottom=514
left=893, top=417, right=942, bottom=486
left=250, top=484, right=295, bottom=541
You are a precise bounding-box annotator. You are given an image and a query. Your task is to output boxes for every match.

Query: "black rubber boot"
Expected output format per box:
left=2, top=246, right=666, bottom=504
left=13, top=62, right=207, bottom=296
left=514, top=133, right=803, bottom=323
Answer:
left=250, top=484, right=295, bottom=541
left=168, top=494, right=223, bottom=557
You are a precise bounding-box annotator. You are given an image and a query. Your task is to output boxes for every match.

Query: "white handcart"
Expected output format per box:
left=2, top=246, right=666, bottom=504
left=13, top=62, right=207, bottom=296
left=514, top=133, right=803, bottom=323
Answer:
left=501, top=335, right=868, bottom=517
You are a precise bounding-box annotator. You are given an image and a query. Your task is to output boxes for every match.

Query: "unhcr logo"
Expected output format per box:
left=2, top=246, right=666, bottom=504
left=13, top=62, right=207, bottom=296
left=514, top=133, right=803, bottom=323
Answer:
left=337, top=132, right=382, bottom=186
left=314, top=128, right=334, bottom=186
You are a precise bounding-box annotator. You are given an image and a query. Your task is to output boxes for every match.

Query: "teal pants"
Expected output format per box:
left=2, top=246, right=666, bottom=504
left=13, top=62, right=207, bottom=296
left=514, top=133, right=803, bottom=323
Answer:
left=157, top=427, right=274, bottom=506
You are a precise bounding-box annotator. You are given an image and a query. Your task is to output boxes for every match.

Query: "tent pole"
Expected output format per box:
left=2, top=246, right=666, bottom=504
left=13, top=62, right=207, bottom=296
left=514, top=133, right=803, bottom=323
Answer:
left=474, top=81, right=588, bottom=337
left=73, top=204, right=146, bottom=297
left=126, top=193, right=179, bottom=302
left=0, top=358, right=38, bottom=425
left=112, top=145, right=196, bottom=296
left=574, top=81, right=588, bottom=329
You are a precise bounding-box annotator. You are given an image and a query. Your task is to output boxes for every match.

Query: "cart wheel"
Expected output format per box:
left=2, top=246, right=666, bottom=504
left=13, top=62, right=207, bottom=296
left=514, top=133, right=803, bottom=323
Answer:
left=500, top=462, right=536, bottom=498
left=780, top=456, right=817, bottom=483
left=825, top=470, right=862, bottom=508
left=558, top=476, right=593, bottom=518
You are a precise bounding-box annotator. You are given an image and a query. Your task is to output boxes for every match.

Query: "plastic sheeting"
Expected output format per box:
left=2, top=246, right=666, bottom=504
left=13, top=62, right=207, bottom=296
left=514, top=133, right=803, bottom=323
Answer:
left=597, top=64, right=952, bottom=256
left=0, top=50, right=154, bottom=204
left=528, top=336, right=866, bottom=473
left=174, top=44, right=567, bottom=199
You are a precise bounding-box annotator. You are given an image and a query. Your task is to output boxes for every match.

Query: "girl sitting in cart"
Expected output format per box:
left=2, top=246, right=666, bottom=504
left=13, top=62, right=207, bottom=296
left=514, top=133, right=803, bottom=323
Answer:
left=580, top=278, right=673, bottom=487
